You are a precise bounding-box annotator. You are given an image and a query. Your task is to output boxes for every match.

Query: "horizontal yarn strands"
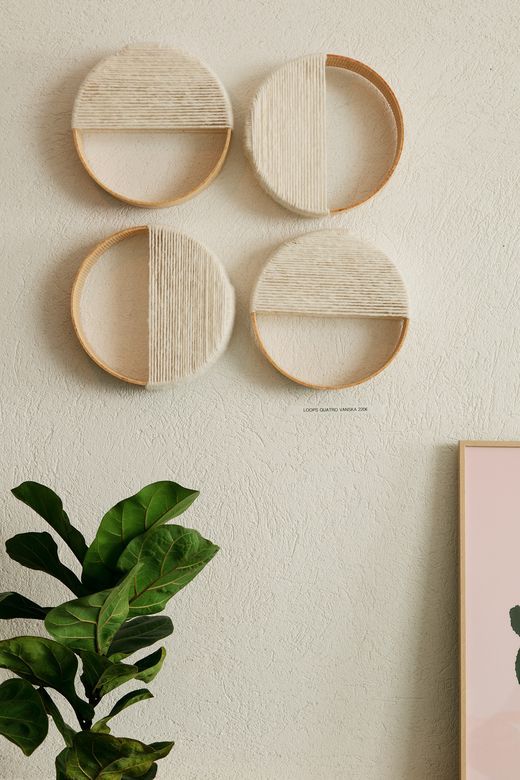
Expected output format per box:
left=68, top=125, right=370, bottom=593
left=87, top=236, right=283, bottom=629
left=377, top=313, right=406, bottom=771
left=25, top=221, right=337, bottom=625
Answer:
left=250, top=230, right=409, bottom=390
left=245, top=54, right=328, bottom=216
left=73, top=45, right=233, bottom=130
left=252, top=231, right=408, bottom=319
left=148, top=227, right=234, bottom=388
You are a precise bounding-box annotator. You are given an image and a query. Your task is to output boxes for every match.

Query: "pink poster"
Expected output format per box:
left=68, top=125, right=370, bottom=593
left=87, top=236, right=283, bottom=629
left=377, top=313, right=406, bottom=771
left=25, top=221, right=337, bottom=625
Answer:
left=461, top=442, right=520, bottom=779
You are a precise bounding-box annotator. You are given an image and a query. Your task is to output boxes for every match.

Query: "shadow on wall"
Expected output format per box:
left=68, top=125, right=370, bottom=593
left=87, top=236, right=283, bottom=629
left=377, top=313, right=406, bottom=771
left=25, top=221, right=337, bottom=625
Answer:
left=36, top=52, right=123, bottom=211
left=224, top=237, right=297, bottom=393
left=221, top=63, right=295, bottom=223
left=39, top=231, right=287, bottom=394
left=34, top=51, right=404, bottom=396
left=34, top=53, right=135, bottom=390
left=36, top=51, right=287, bottom=219
left=402, top=443, right=459, bottom=779
left=39, top=238, right=129, bottom=391
left=34, top=54, right=290, bottom=392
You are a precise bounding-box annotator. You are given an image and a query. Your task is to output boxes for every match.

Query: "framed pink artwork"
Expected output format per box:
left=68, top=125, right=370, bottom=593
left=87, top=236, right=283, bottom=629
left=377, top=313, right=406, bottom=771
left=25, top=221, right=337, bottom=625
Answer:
left=460, top=441, right=520, bottom=779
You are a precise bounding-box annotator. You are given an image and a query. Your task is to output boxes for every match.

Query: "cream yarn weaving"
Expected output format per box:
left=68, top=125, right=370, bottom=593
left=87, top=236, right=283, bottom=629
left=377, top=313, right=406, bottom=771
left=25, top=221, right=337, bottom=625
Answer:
left=245, top=54, right=328, bottom=217
left=71, top=226, right=235, bottom=388
left=252, top=231, right=408, bottom=319
left=250, top=230, right=409, bottom=389
left=72, top=45, right=233, bottom=207
left=148, top=227, right=235, bottom=388
left=73, top=44, right=233, bottom=130
left=245, top=53, right=403, bottom=217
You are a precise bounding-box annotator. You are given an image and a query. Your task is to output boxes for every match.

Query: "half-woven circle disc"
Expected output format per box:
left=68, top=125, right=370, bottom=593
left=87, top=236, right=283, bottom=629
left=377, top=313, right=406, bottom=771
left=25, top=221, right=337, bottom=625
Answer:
left=250, top=229, right=409, bottom=389
left=245, top=53, right=403, bottom=217
left=72, top=45, right=233, bottom=207
left=71, top=226, right=235, bottom=388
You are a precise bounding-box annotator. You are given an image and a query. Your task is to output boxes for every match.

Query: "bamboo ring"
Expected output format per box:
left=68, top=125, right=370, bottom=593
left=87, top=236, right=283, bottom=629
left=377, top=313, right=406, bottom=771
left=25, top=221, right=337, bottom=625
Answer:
left=71, top=227, right=149, bottom=385
left=250, top=230, right=409, bottom=390
left=326, top=55, right=404, bottom=213
left=245, top=53, right=404, bottom=217
left=72, top=45, right=234, bottom=208
left=72, top=129, right=232, bottom=209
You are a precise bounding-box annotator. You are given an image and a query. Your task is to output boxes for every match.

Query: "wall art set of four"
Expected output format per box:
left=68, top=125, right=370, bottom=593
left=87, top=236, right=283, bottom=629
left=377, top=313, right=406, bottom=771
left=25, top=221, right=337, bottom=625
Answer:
left=71, top=44, right=409, bottom=391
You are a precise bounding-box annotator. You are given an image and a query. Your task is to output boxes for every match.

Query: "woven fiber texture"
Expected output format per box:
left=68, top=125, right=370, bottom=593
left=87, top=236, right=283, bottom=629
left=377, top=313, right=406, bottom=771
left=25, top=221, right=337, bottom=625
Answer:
left=252, top=230, right=408, bottom=319
left=148, top=227, right=235, bottom=388
left=245, top=53, right=328, bottom=217
left=73, top=44, right=233, bottom=130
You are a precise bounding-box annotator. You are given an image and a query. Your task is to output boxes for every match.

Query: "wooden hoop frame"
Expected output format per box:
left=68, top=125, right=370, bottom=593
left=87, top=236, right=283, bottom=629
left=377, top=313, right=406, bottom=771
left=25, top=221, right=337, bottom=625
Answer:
left=71, top=226, right=149, bottom=385
left=325, top=54, right=404, bottom=213
left=251, top=312, right=409, bottom=390
left=72, top=127, right=232, bottom=209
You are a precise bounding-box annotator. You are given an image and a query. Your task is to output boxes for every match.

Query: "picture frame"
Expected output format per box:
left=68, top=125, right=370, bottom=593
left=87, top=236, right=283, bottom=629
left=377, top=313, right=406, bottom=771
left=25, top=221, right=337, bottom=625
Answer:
left=460, top=440, right=520, bottom=779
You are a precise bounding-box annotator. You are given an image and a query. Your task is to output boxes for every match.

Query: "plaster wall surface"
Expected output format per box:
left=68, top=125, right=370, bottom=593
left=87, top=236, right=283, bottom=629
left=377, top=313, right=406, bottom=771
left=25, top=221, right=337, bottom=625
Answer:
left=1, top=1, right=518, bottom=777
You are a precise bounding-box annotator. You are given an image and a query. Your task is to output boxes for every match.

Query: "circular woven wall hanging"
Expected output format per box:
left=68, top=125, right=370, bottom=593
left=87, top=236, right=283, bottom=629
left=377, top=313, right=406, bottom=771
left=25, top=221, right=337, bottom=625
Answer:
left=72, top=45, right=233, bottom=208
left=251, top=230, right=409, bottom=389
left=72, top=226, right=235, bottom=388
left=245, top=54, right=403, bottom=217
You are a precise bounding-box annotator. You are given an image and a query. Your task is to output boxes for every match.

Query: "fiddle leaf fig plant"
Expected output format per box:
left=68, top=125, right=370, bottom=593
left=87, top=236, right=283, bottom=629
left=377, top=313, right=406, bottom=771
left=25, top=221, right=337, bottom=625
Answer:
left=0, top=480, right=218, bottom=779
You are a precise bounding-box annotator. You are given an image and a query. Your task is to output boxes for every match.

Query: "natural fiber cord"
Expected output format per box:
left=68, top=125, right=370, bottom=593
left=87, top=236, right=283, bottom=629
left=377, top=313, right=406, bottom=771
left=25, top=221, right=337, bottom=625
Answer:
left=148, top=227, right=235, bottom=388
left=245, top=53, right=328, bottom=217
left=245, top=53, right=404, bottom=216
left=73, top=44, right=233, bottom=130
left=250, top=230, right=409, bottom=390
left=252, top=230, right=408, bottom=319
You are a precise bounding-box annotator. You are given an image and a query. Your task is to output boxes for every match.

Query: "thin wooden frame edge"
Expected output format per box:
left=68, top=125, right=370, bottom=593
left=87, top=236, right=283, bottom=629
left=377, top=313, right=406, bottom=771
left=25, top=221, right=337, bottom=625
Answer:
left=72, top=127, right=232, bottom=209
left=326, top=53, right=404, bottom=214
left=250, top=312, right=409, bottom=390
left=459, top=441, right=467, bottom=780
left=459, top=440, right=520, bottom=448
left=71, top=226, right=149, bottom=386
left=458, top=439, right=520, bottom=780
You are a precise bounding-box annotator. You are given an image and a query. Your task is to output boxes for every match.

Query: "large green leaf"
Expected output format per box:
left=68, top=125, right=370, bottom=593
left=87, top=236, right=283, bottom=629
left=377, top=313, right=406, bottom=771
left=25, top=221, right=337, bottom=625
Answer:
left=63, top=732, right=173, bottom=780
left=0, top=591, right=48, bottom=620
left=81, top=647, right=166, bottom=700
left=123, top=767, right=157, bottom=780
left=12, top=481, right=88, bottom=564
left=45, top=567, right=139, bottom=655
left=108, top=616, right=173, bottom=660
left=80, top=650, right=112, bottom=701
left=0, top=678, right=48, bottom=756
left=82, top=481, right=199, bottom=591
left=80, top=652, right=136, bottom=702
left=92, top=689, right=153, bottom=733
left=6, top=532, right=86, bottom=597
left=39, top=688, right=75, bottom=747
left=56, top=747, right=71, bottom=780
left=133, top=647, right=166, bottom=684
left=117, top=524, right=218, bottom=616
left=0, top=636, right=93, bottom=726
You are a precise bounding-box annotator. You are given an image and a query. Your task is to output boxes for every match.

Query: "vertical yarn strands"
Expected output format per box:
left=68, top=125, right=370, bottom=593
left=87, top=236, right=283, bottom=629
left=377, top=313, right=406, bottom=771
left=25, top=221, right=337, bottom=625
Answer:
left=148, top=227, right=234, bottom=387
left=245, top=54, right=328, bottom=216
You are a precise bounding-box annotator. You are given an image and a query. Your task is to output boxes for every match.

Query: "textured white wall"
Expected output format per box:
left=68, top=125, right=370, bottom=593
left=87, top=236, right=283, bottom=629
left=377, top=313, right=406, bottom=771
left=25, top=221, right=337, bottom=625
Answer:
left=1, top=0, right=518, bottom=777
